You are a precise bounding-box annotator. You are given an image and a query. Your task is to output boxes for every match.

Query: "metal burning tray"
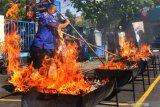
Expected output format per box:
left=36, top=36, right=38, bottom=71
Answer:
left=94, top=68, right=139, bottom=88
left=22, top=79, right=115, bottom=107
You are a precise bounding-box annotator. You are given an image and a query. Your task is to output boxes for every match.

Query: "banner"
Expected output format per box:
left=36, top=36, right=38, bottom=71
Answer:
left=36, top=0, right=51, bottom=20
left=26, top=0, right=61, bottom=22
left=132, top=21, right=144, bottom=43
left=26, top=0, right=51, bottom=22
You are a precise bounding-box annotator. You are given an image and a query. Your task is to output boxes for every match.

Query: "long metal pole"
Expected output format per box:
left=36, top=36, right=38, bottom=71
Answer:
left=56, top=10, right=105, bottom=64
left=0, top=92, right=18, bottom=99
left=47, top=0, right=104, bottom=64
left=63, top=32, right=133, bottom=62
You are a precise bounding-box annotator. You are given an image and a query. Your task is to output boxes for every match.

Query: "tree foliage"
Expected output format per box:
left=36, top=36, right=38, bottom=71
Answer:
left=65, top=9, right=93, bottom=30
left=69, top=0, right=154, bottom=31
left=65, top=9, right=76, bottom=25
left=75, top=19, right=93, bottom=28
left=0, top=0, right=12, bottom=13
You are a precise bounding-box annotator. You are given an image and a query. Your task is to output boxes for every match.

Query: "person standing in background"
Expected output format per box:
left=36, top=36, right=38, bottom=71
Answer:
left=77, top=27, right=88, bottom=62
left=87, top=28, right=96, bottom=61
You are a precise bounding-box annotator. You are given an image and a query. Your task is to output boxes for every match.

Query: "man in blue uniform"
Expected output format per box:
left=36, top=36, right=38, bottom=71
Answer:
left=30, top=4, right=70, bottom=69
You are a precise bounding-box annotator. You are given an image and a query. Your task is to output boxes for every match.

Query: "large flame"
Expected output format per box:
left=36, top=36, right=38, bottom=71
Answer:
left=135, top=44, right=151, bottom=59
left=100, top=37, right=151, bottom=70
left=2, top=22, right=20, bottom=72
left=2, top=23, right=93, bottom=95
left=119, top=37, right=151, bottom=60
left=120, top=37, right=138, bottom=58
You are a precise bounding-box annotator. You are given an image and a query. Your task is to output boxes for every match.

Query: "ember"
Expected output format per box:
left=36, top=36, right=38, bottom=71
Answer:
left=100, top=60, right=127, bottom=70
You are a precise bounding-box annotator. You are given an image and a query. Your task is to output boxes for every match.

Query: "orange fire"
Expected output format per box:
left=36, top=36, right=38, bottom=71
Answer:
left=2, top=22, right=20, bottom=72
left=100, top=60, right=127, bottom=70
left=135, top=44, right=151, bottom=60
left=100, top=37, right=152, bottom=70
left=57, top=26, right=64, bottom=40
left=56, top=26, right=66, bottom=54
left=119, top=37, right=151, bottom=60
left=3, top=23, right=93, bottom=95
left=120, top=37, right=138, bottom=58
left=140, top=43, right=151, bottom=58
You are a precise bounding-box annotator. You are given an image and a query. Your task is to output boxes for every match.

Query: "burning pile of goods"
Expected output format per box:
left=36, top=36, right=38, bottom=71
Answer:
left=0, top=22, right=115, bottom=107
left=100, top=36, right=152, bottom=70
left=95, top=36, right=153, bottom=89
left=1, top=23, right=110, bottom=96
left=0, top=2, right=156, bottom=107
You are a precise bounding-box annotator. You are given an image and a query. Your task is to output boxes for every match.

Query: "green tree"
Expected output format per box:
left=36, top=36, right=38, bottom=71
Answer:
left=64, top=9, right=76, bottom=34
left=65, top=9, right=76, bottom=25
left=69, top=0, right=153, bottom=31
left=0, top=0, right=12, bottom=13
left=75, top=19, right=93, bottom=28
left=64, top=9, right=94, bottom=35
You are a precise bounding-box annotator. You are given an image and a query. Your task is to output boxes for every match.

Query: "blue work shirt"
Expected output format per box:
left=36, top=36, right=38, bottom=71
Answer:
left=33, top=13, right=59, bottom=49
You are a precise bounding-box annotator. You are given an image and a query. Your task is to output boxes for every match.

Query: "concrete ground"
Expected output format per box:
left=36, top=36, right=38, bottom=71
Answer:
left=0, top=60, right=159, bottom=107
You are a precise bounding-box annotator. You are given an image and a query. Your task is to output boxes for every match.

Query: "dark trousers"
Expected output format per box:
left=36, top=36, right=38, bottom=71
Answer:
left=30, top=46, right=55, bottom=69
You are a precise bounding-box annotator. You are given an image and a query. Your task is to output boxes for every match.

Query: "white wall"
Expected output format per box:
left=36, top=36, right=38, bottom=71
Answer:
left=0, top=15, right=4, bottom=42
left=0, top=15, right=4, bottom=56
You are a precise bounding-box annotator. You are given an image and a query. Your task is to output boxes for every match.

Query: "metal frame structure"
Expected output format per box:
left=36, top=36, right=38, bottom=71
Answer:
left=4, top=19, right=37, bottom=52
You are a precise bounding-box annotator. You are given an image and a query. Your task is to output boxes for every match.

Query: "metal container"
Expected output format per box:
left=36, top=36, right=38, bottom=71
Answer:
left=95, top=68, right=139, bottom=88
left=22, top=80, right=115, bottom=107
